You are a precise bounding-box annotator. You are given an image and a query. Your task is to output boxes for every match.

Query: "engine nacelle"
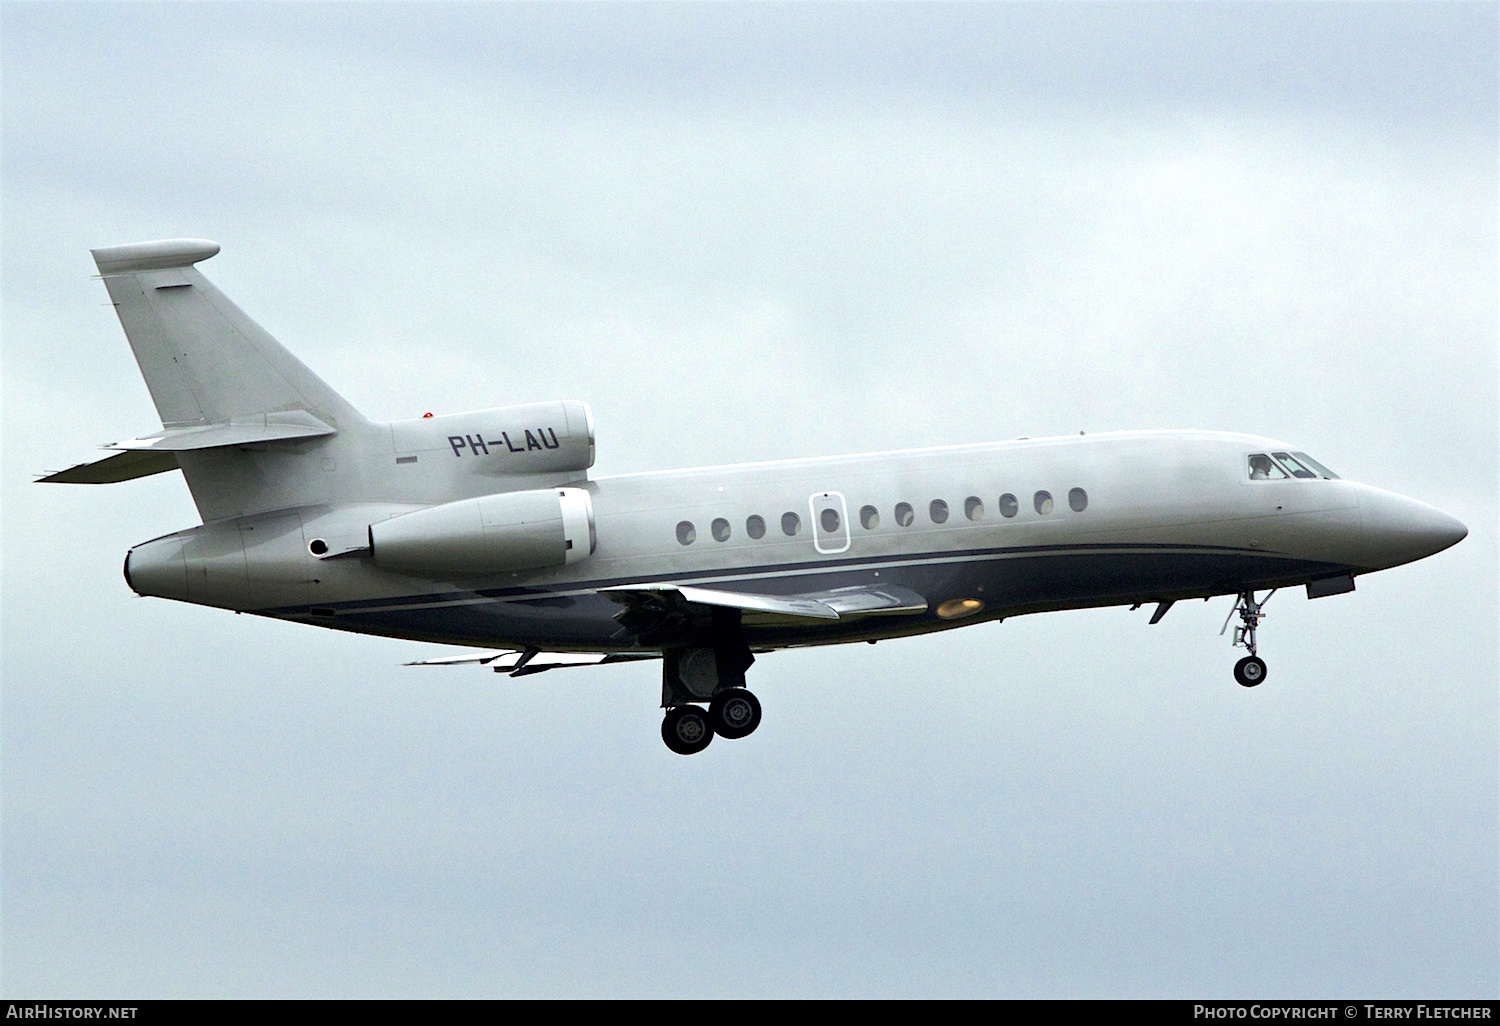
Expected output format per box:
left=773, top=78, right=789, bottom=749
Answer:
left=370, top=487, right=595, bottom=577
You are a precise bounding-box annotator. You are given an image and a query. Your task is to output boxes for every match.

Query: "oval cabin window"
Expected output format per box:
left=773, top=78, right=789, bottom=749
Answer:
left=711, top=518, right=731, bottom=542
left=676, top=521, right=696, bottom=545
left=929, top=500, right=949, bottom=524
left=894, top=502, right=915, bottom=527
left=964, top=496, right=984, bottom=521
left=820, top=507, right=841, bottom=533
left=1068, top=488, right=1088, bottom=512
left=746, top=515, right=766, bottom=539
left=1034, top=491, right=1053, bottom=515
left=999, top=493, right=1018, bottom=518
left=860, top=505, right=880, bottom=530
left=781, top=512, right=801, bottom=536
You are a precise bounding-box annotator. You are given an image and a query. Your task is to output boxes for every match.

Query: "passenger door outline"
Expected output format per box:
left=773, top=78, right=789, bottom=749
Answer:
left=809, top=491, right=851, bottom=555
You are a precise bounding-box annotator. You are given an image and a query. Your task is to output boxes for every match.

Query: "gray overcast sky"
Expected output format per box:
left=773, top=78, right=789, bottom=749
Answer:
left=3, top=1, right=1496, bottom=997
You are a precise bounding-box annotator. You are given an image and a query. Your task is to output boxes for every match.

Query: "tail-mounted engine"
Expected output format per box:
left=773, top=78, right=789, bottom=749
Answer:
left=370, top=487, right=595, bottom=577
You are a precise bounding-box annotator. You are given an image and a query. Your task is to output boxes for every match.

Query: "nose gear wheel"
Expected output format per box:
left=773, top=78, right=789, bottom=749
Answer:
left=1234, top=655, right=1268, bottom=687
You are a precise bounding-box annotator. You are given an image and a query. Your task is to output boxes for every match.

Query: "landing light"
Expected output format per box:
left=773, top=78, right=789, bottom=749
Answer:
left=937, top=598, right=984, bottom=620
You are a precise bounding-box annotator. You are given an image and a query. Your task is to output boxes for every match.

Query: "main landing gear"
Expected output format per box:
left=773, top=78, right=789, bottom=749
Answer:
left=659, top=620, right=763, bottom=755
left=661, top=688, right=763, bottom=755
left=1222, top=589, right=1275, bottom=687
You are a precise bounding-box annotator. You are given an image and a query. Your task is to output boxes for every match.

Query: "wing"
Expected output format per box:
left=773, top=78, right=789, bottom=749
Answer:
left=406, top=648, right=659, bottom=677
left=406, top=584, right=928, bottom=672
left=600, top=581, right=928, bottom=640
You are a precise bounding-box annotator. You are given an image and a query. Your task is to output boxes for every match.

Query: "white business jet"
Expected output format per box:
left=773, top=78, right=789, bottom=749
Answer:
left=41, top=240, right=1468, bottom=754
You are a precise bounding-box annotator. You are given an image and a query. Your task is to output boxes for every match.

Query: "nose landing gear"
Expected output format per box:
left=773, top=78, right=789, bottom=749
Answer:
left=1222, top=589, right=1275, bottom=687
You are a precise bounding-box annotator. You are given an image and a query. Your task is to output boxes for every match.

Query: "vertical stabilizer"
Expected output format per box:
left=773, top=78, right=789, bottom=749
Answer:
left=89, top=239, right=373, bottom=520
left=91, top=240, right=364, bottom=429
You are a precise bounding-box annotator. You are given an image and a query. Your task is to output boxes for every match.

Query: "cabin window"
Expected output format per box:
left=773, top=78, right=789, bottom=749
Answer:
left=711, top=518, right=731, bottom=542
left=1248, top=454, right=1287, bottom=480
left=964, top=496, right=984, bottom=521
left=1034, top=491, right=1053, bottom=515
left=999, top=493, right=1019, bottom=518
left=895, top=502, right=915, bottom=527
left=1292, top=452, right=1340, bottom=479
left=860, top=505, right=880, bottom=530
left=746, top=514, right=766, bottom=539
left=781, top=512, right=801, bottom=536
left=1068, top=487, right=1088, bottom=512
left=1272, top=452, right=1319, bottom=479
left=930, top=499, right=949, bottom=524
left=820, top=507, right=841, bottom=533
left=676, top=521, right=696, bottom=545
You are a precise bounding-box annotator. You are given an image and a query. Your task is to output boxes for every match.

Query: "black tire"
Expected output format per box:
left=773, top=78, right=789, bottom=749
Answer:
left=662, top=705, right=714, bottom=755
left=710, top=688, right=762, bottom=740
left=1234, top=655, right=1268, bottom=688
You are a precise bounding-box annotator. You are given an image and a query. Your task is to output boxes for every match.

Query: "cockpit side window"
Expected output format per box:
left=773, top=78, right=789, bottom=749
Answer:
left=1247, top=454, right=1287, bottom=480
left=1272, top=452, right=1319, bottom=479
left=1291, top=451, right=1340, bottom=479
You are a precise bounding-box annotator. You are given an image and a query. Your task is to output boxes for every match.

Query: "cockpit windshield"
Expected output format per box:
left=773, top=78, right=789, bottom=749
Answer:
left=1272, top=452, right=1319, bottom=479
left=1290, top=452, right=1339, bottom=479
left=1247, top=451, right=1340, bottom=480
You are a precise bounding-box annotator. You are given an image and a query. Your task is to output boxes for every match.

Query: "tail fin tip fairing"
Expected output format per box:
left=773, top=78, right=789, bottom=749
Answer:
left=91, top=239, right=221, bottom=274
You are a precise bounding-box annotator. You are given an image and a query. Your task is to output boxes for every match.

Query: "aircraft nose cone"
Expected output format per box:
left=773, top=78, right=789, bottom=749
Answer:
left=1358, top=487, right=1467, bottom=570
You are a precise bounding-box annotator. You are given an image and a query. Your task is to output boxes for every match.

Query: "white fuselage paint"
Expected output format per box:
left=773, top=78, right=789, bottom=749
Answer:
left=122, top=429, right=1466, bottom=654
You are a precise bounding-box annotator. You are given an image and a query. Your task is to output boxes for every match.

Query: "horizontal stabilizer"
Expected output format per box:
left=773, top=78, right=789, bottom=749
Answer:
left=110, top=411, right=336, bottom=452
left=405, top=649, right=659, bottom=676
left=37, top=449, right=180, bottom=484
left=39, top=411, right=336, bottom=485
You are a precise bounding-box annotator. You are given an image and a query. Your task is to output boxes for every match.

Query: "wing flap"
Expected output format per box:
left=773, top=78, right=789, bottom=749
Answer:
left=599, top=582, right=928, bottom=624
left=805, top=584, right=929, bottom=616
left=601, top=583, right=840, bottom=620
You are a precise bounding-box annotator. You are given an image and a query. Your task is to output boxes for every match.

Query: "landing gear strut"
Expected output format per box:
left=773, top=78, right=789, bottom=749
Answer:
left=1222, top=589, right=1274, bottom=687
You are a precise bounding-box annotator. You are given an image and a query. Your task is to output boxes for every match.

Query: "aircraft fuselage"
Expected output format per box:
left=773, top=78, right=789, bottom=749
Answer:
left=122, top=429, right=1463, bottom=653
